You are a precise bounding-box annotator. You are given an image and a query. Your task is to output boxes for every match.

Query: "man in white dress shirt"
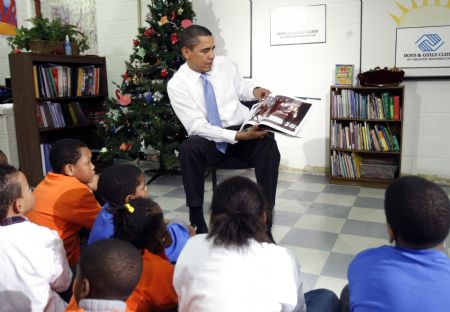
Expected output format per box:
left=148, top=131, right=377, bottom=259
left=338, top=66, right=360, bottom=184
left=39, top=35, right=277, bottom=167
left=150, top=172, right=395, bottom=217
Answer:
left=167, top=25, right=280, bottom=236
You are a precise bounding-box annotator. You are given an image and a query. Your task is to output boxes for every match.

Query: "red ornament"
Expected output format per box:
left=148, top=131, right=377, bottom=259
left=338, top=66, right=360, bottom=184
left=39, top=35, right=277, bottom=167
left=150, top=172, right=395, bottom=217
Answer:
left=171, top=10, right=176, bottom=22
left=133, top=39, right=140, bottom=46
left=123, top=71, right=129, bottom=80
left=170, top=33, right=179, bottom=45
left=161, top=68, right=168, bottom=78
left=144, top=28, right=155, bottom=37
left=181, top=19, right=193, bottom=29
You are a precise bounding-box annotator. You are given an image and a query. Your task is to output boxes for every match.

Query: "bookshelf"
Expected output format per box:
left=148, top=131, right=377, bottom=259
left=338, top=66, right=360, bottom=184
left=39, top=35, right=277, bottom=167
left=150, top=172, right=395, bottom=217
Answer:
left=9, top=53, right=108, bottom=186
left=329, top=85, right=404, bottom=187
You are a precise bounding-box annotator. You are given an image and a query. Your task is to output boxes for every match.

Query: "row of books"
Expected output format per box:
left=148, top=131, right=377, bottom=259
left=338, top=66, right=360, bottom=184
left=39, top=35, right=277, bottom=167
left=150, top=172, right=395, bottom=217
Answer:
left=331, top=121, right=400, bottom=152
left=36, top=101, right=89, bottom=129
left=33, top=64, right=101, bottom=98
left=331, top=151, right=398, bottom=180
left=331, top=90, right=401, bottom=120
left=330, top=151, right=361, bottom=178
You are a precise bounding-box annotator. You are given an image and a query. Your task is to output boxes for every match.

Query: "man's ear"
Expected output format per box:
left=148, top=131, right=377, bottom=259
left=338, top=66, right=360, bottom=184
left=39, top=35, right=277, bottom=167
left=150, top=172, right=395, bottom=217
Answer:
left=63, top=164, right=75, bottom=177
left=387, top=224, right=395, bottom=243
left=181, top=47, right=190, bottom=60
left=79, top=278, right=90, bottom=300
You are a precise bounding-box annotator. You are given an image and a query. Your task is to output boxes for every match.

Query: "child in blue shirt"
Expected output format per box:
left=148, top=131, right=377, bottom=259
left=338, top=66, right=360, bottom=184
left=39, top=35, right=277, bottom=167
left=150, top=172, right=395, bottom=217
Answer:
left=348, top=176, right=450, bottom=312
left=88, top=163, right=194, bottom=263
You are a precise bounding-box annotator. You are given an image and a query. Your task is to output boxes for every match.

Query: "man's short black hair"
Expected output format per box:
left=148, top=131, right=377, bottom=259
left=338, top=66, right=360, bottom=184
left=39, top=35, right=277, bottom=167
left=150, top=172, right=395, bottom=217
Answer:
left=180, top=24, right=212, bottom=50
left=49, top=139, right=88, bottom=174
left=78, top=239, right=142, bottom=301
left=0, top=164, right=21, bottom=221
left=385, top=176, right=450, bottom=247
left=97, top=164, right=143, bottom=206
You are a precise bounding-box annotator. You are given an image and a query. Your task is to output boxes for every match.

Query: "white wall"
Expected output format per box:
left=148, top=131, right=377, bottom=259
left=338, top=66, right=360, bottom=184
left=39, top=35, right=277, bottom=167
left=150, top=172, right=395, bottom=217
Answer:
left=251, top=0, right=361, bottom=172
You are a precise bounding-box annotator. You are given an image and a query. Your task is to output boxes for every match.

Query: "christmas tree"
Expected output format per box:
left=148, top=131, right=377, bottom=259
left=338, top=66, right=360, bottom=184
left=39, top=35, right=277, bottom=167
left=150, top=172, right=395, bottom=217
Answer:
left=98, top=0, right=195, bottom=170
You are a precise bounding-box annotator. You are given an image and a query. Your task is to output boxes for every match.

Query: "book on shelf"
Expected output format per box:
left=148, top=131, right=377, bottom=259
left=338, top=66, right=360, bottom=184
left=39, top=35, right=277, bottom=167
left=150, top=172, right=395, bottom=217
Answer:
left=40, top=143, right=52, bottom=175
left=239, top=94, right=315, bottom=137
left=335, top=64, right=354, bottom=86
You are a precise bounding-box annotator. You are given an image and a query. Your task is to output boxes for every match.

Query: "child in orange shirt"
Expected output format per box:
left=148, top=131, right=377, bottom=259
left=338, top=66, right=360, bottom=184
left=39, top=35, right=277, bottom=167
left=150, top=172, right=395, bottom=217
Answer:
left=70, top=239, right=143, bottom=312
left=27, top=138, right=101, bottom=268
left=113, top=197, right=178, bottom=312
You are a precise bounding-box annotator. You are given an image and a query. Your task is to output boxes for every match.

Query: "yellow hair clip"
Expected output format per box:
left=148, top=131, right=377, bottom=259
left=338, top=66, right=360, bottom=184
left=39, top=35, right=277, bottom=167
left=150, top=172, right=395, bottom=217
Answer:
left=125, top=203, right=135, bottom=213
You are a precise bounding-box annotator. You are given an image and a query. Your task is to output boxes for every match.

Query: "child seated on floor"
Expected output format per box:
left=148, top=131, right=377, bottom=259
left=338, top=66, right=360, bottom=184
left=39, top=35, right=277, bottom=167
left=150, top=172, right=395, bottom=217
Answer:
left=88, top=163, right=194, bottom=263
left=71, top=239, right=143, bottom=312
left=27, top=138, right=101, bottom=269
left=348, top=176, right=450, bottom=312
left=114, top=197, right=178, bottom=312
left=173, top=176, right=340, bottom=312
left=0, top=164, right=72, bottom=311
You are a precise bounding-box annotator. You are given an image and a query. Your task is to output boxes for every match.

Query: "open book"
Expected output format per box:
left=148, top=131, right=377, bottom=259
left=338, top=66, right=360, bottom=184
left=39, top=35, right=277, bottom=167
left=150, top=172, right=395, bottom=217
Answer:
left=240, top=94, right=315, bottom=137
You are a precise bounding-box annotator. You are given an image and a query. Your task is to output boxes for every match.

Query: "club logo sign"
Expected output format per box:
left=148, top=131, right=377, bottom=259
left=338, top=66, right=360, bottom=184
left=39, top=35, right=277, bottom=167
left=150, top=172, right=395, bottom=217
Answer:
left=415, top=34, right=445, bottom=52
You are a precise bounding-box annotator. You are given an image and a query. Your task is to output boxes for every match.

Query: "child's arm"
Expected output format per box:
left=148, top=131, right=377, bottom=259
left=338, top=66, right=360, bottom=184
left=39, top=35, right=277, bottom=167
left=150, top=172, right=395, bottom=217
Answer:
left=49, top=234, right=73, bottom=292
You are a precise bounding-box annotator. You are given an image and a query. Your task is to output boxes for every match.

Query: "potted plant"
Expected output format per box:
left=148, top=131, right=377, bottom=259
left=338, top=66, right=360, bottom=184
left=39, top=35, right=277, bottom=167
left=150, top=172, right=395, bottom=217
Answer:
left=7, top=16, right=89, bottom=54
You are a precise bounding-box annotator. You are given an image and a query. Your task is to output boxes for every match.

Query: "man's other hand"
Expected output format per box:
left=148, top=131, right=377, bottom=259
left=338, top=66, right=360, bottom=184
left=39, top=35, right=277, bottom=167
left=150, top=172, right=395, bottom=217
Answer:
left=235, top=126, right=269, bottom=141
left=253, top=87, right=271, bottom=100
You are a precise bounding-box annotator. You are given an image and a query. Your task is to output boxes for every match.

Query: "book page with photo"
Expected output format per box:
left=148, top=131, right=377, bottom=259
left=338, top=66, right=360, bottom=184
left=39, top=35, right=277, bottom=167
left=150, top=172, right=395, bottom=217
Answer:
left=240, top=94, right=316, bottom=137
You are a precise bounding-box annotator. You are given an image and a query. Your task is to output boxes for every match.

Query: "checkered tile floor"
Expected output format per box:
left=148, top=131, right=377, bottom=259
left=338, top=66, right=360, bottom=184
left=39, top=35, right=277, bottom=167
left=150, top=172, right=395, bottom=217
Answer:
left=145, top=169, right=450, bottom=296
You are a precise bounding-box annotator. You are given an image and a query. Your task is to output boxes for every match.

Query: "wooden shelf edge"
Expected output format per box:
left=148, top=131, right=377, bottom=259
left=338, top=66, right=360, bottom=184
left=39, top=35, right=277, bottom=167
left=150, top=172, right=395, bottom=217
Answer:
left=328, top=176, right=395, bottom=188
left=331, top=148, right=401, bottom=155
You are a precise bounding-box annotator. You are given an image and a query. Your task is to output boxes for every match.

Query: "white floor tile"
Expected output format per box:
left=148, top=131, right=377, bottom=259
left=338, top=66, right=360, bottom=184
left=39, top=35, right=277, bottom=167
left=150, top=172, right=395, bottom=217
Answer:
left=347, top=207, right=387, bottom=224
left=314, top=276, right=348, bottom=296
left=314, top=193, right=356, bottom=206
left=275, top=198, right=310, bottom=214
left=284, top=246, right=330, bottom=275
left=155, top=196, right=186, bottom=211
left=358, top=187, right=386, bottom=198
left=148, top=184, right=178, bottom=196
left=272, top=224, right=292, bottom=242
left=332, top=234, right=387, bottom=256
left=295, top=215, right=346, bottom=233
left=289, top=181, right=326, bottom=192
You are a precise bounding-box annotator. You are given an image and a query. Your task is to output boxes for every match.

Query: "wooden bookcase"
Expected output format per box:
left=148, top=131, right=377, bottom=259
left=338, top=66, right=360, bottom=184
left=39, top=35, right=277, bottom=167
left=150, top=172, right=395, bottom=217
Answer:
left=9, top=53, right=108, bottom=186
left=329, top=85, right=404, bottom=187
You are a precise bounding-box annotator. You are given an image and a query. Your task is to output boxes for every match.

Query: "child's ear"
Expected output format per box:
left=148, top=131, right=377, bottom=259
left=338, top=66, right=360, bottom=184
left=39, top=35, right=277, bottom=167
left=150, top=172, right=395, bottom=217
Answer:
left=79, top=278, right=90, bottom=300
left=125, top=194, right=134, bottom=202
left=11, top=198, right=24, bottom=215
left=63, top=164, right=75, bottom=177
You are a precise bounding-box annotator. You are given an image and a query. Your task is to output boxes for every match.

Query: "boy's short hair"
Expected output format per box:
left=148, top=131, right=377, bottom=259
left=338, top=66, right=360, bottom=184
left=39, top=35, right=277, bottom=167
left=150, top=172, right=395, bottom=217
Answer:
left=180, top=24, right=212, bottom=50
left=49, top=139, right=87, bottom=174
left=79, top=239, right=143, bottom=300
left=385, top=176, right=450, bottom=247
left=0, top=164, right=21, bottom=221
left=97, top=164, right=143, bottom=206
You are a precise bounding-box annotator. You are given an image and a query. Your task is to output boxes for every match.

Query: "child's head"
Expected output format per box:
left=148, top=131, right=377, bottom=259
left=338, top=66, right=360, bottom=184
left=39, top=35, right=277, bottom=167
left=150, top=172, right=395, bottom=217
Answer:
left=385, top=176, right=450, bottom=249
left=49, top=138, right=95, bottom=184
left=73, top=239, right=143, bottom=303
left=97, top=163, right=147, bottom=206
left=113, top=197, right=169, bottom=254
left=0, top=164, right=34, bottom=221
left=209, top=176, right=269, bottom=248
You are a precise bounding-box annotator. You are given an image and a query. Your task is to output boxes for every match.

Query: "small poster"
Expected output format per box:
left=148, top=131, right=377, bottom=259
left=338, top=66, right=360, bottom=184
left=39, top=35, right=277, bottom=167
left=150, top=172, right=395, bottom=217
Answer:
left=0, top=0, right=17, bottom=36
left=335, top=64, right=354, bottom=86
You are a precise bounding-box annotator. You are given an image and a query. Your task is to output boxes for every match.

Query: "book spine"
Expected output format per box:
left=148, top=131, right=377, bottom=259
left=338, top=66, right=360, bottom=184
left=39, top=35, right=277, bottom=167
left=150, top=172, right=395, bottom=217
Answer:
left=393, top=96, right=400, bottom=120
